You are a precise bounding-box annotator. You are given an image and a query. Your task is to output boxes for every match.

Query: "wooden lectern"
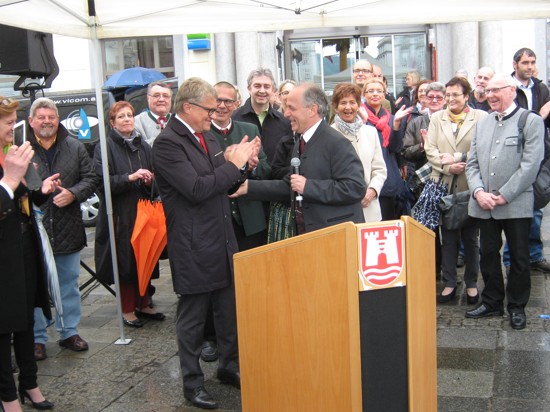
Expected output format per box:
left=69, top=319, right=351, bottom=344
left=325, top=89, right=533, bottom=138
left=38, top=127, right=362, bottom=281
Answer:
left=234, top=217, right=437, bottom=411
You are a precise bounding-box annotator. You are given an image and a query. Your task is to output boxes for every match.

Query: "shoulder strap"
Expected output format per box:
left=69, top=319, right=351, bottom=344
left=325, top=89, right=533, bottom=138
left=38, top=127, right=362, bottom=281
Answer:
left=518, top=109, right=533, bottom=152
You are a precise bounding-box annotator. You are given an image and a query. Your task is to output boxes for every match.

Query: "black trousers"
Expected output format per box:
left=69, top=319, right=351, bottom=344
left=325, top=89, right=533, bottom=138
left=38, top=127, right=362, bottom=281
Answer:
left=379, top=196, right=402, bottom=221
left=478, top=217, right=531, bottom=313
left=0, top=231, right=39, bottom=402
left=203, top=222, right=266, bottom=342
left=176, top=284, right=239, bottom=390
left=441, top=224, right=479, bottom=288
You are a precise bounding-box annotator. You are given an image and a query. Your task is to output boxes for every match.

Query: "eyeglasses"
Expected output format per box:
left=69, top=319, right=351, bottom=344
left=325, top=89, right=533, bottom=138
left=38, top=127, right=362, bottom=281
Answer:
left=279, top=91, right=291, bottom=96
left=189, top=102, right=217, bottom=116
left=216, top=98, right=236, bottom=107
left=445, top=93, right=463, bottom=99
left=353, top=69, right=372, bottom=74
left=426, top=95, right=444, bottom=102
left=148, top=93, right=171, bottom=100
left=1, top=98, right=14, bottom=106
left=366, top=89, right=385, bottom=95
left=485, top=85, right=511, bottom=94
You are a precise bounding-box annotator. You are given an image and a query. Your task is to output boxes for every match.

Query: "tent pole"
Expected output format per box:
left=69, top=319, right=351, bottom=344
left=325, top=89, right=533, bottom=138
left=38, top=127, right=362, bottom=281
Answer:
left=89, top=22, right=130, bottom=345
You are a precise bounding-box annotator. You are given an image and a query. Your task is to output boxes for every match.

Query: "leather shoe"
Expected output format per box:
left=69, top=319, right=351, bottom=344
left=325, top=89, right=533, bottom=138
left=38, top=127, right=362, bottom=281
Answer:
left=34, top=343, right=47, bottom=361
left=123, top=318, right=143, bottom=328
left=466, top=289, right=479, bottom=305
left=217, top=369, right=240, bottom=389
left=510, top=312, right=527, bottom=330
left=200, top=340, right=219, bottom=362
left=135, top=310, right=166, bottom=321
left=465, top=304, right=504, bottom=319
left=59, top=335, right=89, bottom=351
left=437, top=287, right=456, bottom=303
left=184, top=385, right=218, bottom=409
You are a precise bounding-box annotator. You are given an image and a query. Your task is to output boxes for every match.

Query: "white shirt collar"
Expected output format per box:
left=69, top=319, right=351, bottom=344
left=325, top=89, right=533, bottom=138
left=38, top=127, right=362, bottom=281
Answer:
left=211, top=119, right=232, bottom=131
left=175, top=114, right=198, bottom=135
left=302, top=119, right=323, bottom=143
left=511, top=74, right=534, bottom=90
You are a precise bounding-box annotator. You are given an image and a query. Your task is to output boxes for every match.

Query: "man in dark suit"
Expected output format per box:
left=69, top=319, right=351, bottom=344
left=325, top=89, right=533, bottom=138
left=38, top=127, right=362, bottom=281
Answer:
left=152, top=77, right=259, bottom=409
left=198, top=81, right=272, bottom=364
left=233, top=83, right=366, bottom=233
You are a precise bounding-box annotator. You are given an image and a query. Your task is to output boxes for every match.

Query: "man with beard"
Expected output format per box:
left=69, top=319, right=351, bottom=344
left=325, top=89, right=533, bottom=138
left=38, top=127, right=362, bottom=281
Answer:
left=502, top=48, right=550, bottom=275
left=134, top=81, right=173, bottom=146
left=28, top=98, right=97, bottom=360
left=232, top=68, right=292, bottom=163
left=468, top=67, right=495, bottom=111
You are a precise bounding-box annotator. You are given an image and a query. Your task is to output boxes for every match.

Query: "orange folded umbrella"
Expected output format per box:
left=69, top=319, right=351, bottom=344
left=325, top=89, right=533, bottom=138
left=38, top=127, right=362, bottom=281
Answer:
left=131, top=199, right=167, bottom=296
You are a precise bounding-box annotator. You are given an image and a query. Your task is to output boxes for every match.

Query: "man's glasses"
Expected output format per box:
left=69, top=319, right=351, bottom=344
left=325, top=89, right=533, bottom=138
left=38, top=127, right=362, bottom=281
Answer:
left=189, top=102, right=217, bottom=116
left=149, top=93, right=171, bottom=100
left=353, top=69, right=372, bottom=74
left=216, top=98, right=236, bottom=107
left=485, top=85, right=511, bottom=94
left=426, top=95, right=444, bottom=102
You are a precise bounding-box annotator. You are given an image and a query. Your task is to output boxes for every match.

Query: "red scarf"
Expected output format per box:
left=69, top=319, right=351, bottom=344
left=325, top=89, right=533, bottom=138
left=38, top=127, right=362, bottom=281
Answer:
left=362, top=103, right=391, bottom=147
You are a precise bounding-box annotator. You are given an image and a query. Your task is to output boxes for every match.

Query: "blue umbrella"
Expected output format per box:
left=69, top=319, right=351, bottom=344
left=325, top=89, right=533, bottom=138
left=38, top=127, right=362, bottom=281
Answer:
left=103, top=67, right=166, bottom=89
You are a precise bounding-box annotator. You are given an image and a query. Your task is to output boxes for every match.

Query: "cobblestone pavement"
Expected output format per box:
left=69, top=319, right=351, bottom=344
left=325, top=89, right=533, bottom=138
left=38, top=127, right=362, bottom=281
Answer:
left=29, top=216, right=550, bottom=412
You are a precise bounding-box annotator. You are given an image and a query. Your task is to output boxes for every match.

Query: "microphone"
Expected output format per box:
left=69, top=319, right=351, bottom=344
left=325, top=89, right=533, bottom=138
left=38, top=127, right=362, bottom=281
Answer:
left=290, top=157, right=303, bottom=207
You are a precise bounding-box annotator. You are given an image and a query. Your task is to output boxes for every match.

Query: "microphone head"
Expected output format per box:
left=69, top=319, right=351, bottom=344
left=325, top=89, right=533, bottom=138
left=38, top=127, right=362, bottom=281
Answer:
left=290, top=157, right=301, bottom=168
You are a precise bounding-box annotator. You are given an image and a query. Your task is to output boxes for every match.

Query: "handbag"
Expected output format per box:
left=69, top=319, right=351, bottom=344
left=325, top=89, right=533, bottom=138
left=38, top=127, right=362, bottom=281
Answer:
left=438, top=176, right=470, bottom=230
left=412, top=176, right=447, bottom=230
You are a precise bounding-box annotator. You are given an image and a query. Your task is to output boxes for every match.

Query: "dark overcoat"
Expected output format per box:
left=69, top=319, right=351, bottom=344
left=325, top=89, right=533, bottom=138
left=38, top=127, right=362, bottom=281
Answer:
left=0, top=167, right=51, bottom=333
left=152, top=117, right=243, bottom=295
left=93, top=130, right=158, bottom=285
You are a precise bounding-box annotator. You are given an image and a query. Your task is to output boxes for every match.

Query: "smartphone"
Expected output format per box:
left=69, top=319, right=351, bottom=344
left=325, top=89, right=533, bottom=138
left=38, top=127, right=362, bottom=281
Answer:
left=13, top=120, right=26, bottom=147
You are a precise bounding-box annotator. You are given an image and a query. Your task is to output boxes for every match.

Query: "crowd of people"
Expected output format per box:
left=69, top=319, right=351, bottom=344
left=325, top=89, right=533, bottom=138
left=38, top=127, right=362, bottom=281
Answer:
left=1, top=46, right=549, bottom=410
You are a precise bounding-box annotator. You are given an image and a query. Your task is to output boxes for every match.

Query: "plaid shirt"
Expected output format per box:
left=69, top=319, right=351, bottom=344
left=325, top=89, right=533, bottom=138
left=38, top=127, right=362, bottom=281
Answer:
left=415, top=162, right=432, bottom=183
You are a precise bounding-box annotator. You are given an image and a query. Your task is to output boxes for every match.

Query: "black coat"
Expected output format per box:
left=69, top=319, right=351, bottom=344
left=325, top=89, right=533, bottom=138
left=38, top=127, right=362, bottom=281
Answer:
left=247, top=120, right=366, bottom=233
left=153, top=117, right=243, bottom=295
left=232, top=98, right=293, bottom=164
left=28, top=124, right=97, bottom=254
left=0, top=170, right=51, bottom=334
left=94, top=130, right=158, bottom=285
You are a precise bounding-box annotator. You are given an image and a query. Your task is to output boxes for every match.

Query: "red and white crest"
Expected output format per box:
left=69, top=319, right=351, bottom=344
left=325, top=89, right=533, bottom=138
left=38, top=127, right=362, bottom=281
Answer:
left=358, top=222, right=405, bottom=290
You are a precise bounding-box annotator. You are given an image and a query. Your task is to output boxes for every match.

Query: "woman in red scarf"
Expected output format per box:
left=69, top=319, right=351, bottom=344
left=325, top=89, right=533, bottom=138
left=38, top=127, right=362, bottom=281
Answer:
left=360, top=78, right=412, bottom=220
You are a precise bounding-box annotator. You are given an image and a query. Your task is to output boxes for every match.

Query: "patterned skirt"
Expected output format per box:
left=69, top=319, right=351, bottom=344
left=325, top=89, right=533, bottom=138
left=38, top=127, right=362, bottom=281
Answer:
left=267, top=201, right=295, bottom=243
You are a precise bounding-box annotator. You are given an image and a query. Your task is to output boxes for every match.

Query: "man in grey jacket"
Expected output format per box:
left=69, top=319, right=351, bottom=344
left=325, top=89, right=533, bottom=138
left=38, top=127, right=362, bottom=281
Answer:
left=28, top=98, right=97, bottom=359
left=134, top=81, right=173, bottom=146
left=465, top=74, right=545, bottom=330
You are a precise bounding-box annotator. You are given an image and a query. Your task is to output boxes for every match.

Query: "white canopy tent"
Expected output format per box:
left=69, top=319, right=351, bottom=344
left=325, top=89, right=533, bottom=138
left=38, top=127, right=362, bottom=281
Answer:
left=0, top=0, right=549, bottom=38
left=1, top=0, right=549, bottom=344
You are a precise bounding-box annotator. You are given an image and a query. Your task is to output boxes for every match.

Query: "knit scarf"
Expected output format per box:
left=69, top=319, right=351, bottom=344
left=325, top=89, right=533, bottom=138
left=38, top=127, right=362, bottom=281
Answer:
left=362, top=103, right=391, bottom=147
left=334, top=114, right=364, bottom=137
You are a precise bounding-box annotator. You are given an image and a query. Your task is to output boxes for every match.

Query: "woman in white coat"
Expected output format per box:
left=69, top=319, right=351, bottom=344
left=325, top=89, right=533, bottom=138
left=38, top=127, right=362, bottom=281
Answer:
left=424, top=76, right=487, bottom=304
left=331, top=83, right=387, bottom=222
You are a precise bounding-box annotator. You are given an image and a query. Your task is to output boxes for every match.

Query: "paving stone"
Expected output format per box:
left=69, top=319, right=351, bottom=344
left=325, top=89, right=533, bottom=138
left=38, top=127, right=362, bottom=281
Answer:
left=34, top=218, right=550, bottom=411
